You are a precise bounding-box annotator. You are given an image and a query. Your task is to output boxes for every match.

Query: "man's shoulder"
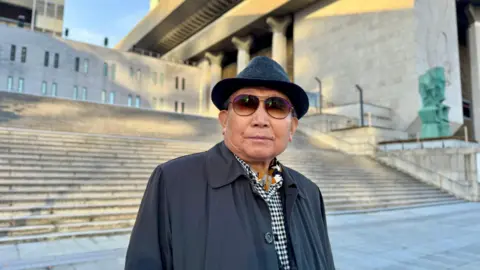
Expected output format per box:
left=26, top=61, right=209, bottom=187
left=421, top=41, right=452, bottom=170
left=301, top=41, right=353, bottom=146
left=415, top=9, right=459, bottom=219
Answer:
left=283, top=165, right=322, bottom=196
left=159, top=150, right=208, bottom=173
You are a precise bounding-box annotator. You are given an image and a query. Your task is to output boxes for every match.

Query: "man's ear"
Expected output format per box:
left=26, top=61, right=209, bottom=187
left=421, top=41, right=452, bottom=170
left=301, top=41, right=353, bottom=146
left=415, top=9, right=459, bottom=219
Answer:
left=288, top=117, right=299, bottom=142
left=218, top=110, right=228, bottom=130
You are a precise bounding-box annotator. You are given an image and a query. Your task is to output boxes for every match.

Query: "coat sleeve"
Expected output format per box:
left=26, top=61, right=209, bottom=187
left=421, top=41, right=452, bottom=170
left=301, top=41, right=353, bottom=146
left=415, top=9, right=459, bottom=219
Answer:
left=125, top=165, right=172, bottom=270
left=318, top=188, right=336, bottom=270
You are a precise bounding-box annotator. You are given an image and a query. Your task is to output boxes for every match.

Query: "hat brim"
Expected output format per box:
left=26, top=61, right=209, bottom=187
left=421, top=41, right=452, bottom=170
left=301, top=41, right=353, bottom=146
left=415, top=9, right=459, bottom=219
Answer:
left=211, top=78, right=310, bottom=119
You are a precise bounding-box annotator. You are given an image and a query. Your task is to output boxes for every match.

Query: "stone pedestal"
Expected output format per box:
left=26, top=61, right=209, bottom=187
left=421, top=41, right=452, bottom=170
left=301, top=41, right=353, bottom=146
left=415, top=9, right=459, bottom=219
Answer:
left=232, top=36, right=253, bottom=74
left=198, top=58, right=210, bottom=114
left=205, top=52, right=224, bottom=114
left=467, top=4, right=480, bottom=141
left=266, top=16, right=291, bottom=70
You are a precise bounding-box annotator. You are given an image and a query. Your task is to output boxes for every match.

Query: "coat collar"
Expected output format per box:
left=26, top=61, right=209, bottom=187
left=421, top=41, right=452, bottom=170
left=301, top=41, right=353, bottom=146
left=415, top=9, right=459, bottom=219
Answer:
left=205, top=141, right=306, bottom=199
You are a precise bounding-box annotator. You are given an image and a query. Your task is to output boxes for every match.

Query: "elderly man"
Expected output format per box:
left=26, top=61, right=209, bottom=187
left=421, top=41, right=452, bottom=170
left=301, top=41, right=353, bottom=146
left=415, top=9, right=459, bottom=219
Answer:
left=125, top=56, right=335, bottom=270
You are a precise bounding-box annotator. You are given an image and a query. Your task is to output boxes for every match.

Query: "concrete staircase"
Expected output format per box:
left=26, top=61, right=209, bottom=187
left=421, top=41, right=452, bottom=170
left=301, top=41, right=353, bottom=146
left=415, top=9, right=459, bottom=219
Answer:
left=0, top=128, right=461, bottom=244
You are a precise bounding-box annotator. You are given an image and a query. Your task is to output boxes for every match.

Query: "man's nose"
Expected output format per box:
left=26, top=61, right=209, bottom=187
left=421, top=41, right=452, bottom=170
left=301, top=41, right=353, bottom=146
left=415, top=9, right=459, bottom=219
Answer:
left=251, top=102, right=270, bottom=127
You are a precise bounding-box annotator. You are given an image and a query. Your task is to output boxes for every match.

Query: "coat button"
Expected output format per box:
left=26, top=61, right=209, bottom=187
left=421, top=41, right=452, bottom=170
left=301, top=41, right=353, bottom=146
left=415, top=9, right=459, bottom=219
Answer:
left=264, top=232, right=274, bottom=244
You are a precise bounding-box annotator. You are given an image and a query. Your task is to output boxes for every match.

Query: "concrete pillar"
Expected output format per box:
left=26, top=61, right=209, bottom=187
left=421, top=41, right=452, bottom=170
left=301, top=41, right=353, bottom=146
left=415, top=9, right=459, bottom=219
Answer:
left=205, top=52, right=224, bottom=114
left=232, top=36, right=253, bottom=74
left=198, top=58, right=210, bottom=114
left=467, top=5, right=480, bottom=141
left=266, top=16, right=291, bottom=70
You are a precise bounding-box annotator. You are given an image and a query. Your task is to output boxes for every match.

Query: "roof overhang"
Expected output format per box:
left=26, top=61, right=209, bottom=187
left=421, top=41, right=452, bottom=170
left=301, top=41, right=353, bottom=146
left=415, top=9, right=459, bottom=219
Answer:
left=115, top=0, right=243, bottom=53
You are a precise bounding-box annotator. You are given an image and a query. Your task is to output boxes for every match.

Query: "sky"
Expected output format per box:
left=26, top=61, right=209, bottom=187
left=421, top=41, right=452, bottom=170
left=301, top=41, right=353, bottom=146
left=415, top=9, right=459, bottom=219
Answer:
left=63, top=0, right=149, bottom=47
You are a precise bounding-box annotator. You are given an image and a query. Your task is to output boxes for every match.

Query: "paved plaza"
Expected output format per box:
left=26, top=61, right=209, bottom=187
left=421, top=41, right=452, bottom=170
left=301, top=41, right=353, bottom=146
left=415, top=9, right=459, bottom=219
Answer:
left=0, top=202, right=479, bottom=270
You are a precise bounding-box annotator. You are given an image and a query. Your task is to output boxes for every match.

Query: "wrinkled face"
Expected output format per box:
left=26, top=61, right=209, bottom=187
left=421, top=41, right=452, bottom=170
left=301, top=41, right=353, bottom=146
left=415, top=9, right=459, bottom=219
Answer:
left=218, top=87, right=298, bottom=163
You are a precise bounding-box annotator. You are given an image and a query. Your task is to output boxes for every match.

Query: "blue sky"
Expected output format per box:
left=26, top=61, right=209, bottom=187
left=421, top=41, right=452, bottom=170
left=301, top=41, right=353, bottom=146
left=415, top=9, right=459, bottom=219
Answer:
left=63, top=0, right=149, bottom=47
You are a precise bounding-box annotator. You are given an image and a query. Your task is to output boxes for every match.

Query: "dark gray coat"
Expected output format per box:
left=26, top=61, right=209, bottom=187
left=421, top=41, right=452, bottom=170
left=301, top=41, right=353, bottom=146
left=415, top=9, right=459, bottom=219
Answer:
left=125, top=142, right=335, bottom=270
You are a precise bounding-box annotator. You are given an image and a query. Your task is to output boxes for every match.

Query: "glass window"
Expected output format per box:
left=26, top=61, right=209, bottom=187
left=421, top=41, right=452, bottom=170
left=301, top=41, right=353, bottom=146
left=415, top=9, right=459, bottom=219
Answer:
left=111, top=64, right=116, bottom=80
left=21, top=47, right=27, bottom=63
left=7, top=76, right=13, bottom=91
left=181, top=102, right=185, bottom=113
left=51, top=83, right=57, bottom=97
left=136, top=69, right=141, bottom=81
left=109, top=92, right=115, bottom=104
left=175, top=77, right=179, bottom=89
left=82, top=87, right=87, bottom=100
left=135, top=95, right=141, bottom=108
left=174, top=101, right=178, bottom=112
left=159, top=73, right=164, bottom=85
left=10, top=45, right=16, bottom=61
left=56, top=5, right=64, bottom=19
left=73, top=86, right=78, bottom=100
left=37, top=0, right=45, bottom=15
left=130, top=67, right=134, bottom=78
left=103, top=63, right=108, bottom=77
left=54, top=53, right=59, bottom=68
left=101, top=90, right=106, bottom=103
left=74, top=57, right=80, bottom=72
left=152, top=97, right=157, bottom=109
left=152, top=72, right=157, bottom=85
left=44, top=51, right=49, bottom=67
left=41, top=81, right=47, bottom=95
left=83, top=59, right=89, bottom=73
left=46, top=3, right=55, bottom=17
left=182, top=78, right=185, bottom=90
left=18, top=78, right=24, bottom=93
left=160, top=98, right=164, bottom=109
left=128, top=94, right=133, bottom=107
left=463, top=100, right=472, bottom=119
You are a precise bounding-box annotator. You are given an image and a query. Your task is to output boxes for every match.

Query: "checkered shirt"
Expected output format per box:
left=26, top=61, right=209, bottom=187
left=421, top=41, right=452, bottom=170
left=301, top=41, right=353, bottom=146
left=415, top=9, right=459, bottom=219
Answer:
left=234, top=154, right=290, bottom=270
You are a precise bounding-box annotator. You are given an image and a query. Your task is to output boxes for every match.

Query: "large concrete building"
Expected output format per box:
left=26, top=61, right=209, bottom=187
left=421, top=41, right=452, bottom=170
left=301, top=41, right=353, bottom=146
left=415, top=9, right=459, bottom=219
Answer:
left=0, top=24, right=201, bottom=114
left=0, top=0, right=65, bottom=36
left=117, top=0, right=480, bottom=141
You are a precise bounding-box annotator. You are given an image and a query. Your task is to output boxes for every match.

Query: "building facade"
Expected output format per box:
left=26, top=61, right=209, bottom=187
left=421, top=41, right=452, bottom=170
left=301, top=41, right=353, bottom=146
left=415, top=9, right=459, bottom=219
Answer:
left=118, top=0, right=479, bottom=141
left=0, top=0, right=64, bottom=36
left=0, top=24, right=201, bottom=114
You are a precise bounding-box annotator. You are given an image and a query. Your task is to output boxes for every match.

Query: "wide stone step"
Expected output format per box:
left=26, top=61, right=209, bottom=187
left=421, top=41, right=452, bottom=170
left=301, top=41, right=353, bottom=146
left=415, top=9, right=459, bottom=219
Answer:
left=0, top=184, right=145, bottom=192
left=325, top=192, right=454, bottom=207
left=0, top=202, right=140, bottom=217
left=326, top=197, right=460, bottom=212
left=0, top=179, right=148, bottom=185
left=0, top=196, right=142, bottom=207
left=0, top=189, right=144, bottom=199
left=0, top=219, right=135, bottom=237
left=0, top=211, right=138, bottom=227
left=322, top=189, right=449, bottom=200
left=0, top=227, right=132, bottom=244
left=0, top=170, right=151, bottom=178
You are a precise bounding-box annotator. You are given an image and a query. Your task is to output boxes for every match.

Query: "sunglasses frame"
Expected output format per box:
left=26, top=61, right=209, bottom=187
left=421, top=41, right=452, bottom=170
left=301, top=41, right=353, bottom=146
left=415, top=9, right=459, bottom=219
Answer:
left=225, top=94, right=295, bottom=119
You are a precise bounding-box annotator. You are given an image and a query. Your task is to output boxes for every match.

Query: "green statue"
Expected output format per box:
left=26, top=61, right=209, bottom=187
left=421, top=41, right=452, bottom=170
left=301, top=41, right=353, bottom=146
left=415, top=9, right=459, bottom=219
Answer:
left=418, top=67, right=451, bottom=139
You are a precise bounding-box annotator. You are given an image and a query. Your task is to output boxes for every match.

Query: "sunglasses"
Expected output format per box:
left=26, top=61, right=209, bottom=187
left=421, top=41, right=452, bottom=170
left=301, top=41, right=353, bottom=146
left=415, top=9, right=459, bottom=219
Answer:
left=227, top=94, right=294, bottom=119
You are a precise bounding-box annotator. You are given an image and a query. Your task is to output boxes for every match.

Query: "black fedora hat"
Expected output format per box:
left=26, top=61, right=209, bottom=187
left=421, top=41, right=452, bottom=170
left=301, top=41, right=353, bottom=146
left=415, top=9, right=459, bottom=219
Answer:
left=211, top=56, right=309, bottom=119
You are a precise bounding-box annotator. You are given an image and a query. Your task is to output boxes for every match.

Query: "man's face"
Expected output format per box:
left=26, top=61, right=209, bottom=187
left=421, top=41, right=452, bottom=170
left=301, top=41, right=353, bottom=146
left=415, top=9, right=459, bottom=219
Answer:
left=218, top=87, right=299, bottom=163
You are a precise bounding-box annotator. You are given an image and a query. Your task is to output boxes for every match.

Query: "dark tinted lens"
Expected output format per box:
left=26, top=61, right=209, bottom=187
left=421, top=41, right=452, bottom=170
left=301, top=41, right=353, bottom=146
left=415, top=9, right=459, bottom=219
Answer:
left=265, top=97, right=291, bottom=119
left=232, top=95, right=259, bottom=116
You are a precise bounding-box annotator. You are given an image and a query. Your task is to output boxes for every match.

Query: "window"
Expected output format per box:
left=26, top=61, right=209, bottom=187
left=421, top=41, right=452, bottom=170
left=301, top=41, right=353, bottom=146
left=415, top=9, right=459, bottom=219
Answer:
left=51, top=83, right=57, bottom=97
left=41, top=81, right=47, bottom=95
left=135, top=95, right=141, bottom=108
left=18, top=78, right=24, bottom=93
left=54, top=53, right=59, bottom=68
left=7, top=76, right=13, bottom=91
left=136, top=69, right=141, bottom=81
left=152, top=72, right=157, bottom=85
left=37, top=0, right=45, bottom=15
left=109, top=92, right=115, bottom=104
left=160, top=98, right=164, bottom=109
left=44, top=51, right=49, bottom=67
left=159, top=73, right=164, bottom=85
left=74, top=57, right=80, bottom=72
left=101, top=90, right=107, bottom=103
left=111, top=64, right=116, bottom=80
left=73, top=86, right=78, bottom=100
left=152, top=97, right=157, bottom=109
left=83, top=59, right=89, bottom=73
left=174, top=101, right=178, bottom=112
left=175, top=77, right=179, bottom=89
left=463, top=100, right=472, bottom=119
left=129, top=67, right=134, bottom=78
left=21, top=47, right=27, bottom=63
left=103, top=63, right=108, bottom=77
left=182, top=78, right=185, bottom=90
left=56, top=5, right=64, bottom=19
left=81, top=87, right=87, bottom=100
left=46, top=3, right=55, bottom=17
left=10, top=45, right=16, bottom=61
left=128, top=94, right=133, bottom=107
left=181, top=102, right=185, bottom=113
